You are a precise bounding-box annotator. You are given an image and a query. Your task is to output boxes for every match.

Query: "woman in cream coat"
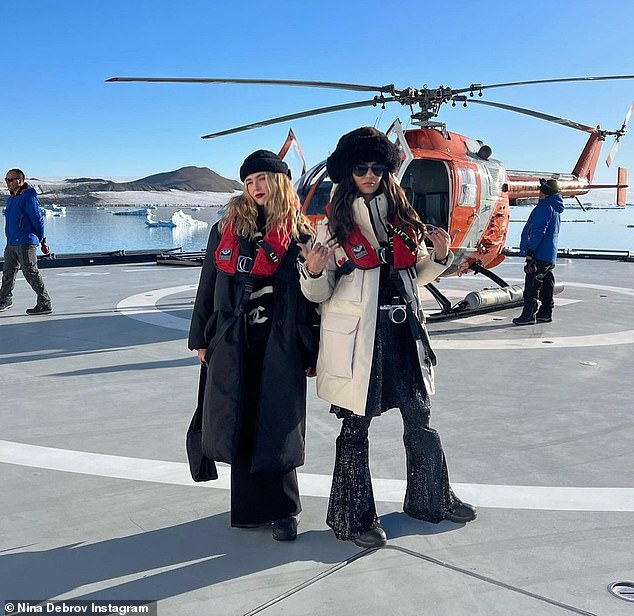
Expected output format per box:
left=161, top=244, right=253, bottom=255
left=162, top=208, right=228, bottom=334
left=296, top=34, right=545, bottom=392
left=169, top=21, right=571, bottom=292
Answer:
left=299, top=127, right=476, bottom=549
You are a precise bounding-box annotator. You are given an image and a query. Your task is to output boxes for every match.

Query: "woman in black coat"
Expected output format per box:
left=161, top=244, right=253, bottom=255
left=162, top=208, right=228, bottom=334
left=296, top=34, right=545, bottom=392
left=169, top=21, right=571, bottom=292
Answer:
left=188, top=150, right=318, bottom=541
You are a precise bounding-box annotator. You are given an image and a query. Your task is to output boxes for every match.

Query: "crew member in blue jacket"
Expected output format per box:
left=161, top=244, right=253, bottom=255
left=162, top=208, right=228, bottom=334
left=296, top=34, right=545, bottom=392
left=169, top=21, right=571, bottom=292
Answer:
left=0, top=169, right=52, bottom=314
left=513, top=178, right=564, bottom=325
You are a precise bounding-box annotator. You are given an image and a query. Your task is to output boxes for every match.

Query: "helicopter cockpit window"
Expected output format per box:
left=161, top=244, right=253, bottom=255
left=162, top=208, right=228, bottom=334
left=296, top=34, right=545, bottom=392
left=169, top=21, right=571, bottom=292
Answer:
left=457, top=167, right=477, bottom=206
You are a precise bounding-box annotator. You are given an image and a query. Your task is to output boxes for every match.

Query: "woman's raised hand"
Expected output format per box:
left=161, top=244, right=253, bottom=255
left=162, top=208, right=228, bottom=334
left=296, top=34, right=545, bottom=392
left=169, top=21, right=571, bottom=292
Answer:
left=424, top=226, right=451, bottom=261
left=298, top=241, right=338, bottom=276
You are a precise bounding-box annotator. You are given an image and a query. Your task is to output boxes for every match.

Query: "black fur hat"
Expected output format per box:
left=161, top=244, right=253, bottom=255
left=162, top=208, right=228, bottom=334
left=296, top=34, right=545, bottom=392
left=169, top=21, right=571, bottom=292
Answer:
left=539, top=178, right=560, bottom=196
left=326, top=127, right=400, bottom=184
left=239, top=149, right=291, bottom=182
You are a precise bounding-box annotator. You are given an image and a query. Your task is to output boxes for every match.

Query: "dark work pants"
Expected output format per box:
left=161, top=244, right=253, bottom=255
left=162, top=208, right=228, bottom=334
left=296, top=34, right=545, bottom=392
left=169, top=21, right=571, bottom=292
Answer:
left=522, top=259, right=555, bottom=318
left=0, top=244, right=51, bottom=306
left=230, top=339, right=300, bottom=527
left=326, top=401, right=455, bottom=540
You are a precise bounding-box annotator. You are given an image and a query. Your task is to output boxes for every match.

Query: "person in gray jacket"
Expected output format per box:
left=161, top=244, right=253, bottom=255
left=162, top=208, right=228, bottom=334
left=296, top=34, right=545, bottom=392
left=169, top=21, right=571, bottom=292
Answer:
left=0, top=169, right=52, bottom=314
left=299, top=128, right=476, bottom=549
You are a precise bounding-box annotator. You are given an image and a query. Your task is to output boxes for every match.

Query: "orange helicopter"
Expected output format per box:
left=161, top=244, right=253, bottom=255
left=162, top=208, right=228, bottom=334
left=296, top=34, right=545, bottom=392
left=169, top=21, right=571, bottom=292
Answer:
left=106, top=75, right=634, bottom=315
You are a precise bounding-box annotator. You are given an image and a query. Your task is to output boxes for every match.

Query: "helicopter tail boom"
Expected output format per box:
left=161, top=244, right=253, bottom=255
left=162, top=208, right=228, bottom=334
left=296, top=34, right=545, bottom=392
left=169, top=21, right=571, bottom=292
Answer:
left=571, top=130, right=604, bottom=182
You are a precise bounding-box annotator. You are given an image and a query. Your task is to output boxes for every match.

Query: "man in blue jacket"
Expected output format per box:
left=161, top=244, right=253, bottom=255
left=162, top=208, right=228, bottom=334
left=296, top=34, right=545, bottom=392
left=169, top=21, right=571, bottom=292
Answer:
left=513, top=178, right=564, bottom=326
left=0, top=169, right=52, bottom=314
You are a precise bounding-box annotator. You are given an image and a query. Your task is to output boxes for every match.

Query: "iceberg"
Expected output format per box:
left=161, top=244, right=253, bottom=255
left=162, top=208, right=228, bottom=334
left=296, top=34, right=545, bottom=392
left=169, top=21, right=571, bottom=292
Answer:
left=145, top=209, right=208, bottom=229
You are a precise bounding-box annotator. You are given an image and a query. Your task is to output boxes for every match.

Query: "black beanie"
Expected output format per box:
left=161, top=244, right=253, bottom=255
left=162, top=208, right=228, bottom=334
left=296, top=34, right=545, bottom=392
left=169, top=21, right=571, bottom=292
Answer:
left=239, top=150, right=291, bottom=182
left=539, top=178, right=560, bottom=196
left=326, top=127, right=400, bottom=184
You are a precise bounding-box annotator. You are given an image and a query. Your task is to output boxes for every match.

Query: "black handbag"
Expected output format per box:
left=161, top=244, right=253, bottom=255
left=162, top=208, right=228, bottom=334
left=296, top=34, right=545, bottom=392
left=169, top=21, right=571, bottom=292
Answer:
left=186, top=363, right=218, bottom=482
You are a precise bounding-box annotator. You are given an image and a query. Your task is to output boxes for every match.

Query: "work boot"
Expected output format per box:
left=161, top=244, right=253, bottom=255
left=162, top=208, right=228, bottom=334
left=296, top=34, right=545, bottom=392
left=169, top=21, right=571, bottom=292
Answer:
left=513, top=299, right=537, bottom=326
left=536, top=311, right=552, bottom=323
left=26, top=304, right=53, bottom=316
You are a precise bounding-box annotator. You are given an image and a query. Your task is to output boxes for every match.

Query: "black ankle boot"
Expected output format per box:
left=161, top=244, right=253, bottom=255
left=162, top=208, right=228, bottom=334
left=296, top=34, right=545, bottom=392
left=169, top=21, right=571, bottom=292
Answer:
left=446, top=501, right=477, bottom=523
left=352, top=526, right=387, bottom=548
left=272, top=515, right=299, bottom=541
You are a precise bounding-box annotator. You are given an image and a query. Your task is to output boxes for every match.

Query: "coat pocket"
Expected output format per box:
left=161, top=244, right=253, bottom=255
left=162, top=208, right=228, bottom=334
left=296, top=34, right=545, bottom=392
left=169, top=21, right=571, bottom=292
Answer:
left=321, top=313, right=360, bottom=378
left=332, top=267, right=364, bottom=303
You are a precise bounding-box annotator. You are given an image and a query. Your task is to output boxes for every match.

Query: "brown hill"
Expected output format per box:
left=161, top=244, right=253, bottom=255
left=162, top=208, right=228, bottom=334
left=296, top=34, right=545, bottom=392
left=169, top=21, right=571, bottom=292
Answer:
left=116, top=166, right=242, bottom=192
left=56, top=166, right=241, bottom=195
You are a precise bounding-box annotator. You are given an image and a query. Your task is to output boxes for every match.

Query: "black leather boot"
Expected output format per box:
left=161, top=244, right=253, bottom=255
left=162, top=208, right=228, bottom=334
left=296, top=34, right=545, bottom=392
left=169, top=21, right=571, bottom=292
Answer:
left=272, top=515, right=299, bottom=541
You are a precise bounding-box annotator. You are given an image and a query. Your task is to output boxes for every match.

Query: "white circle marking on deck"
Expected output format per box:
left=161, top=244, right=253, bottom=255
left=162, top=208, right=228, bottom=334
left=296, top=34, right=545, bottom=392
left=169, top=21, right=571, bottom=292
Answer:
left=116, top=282, right=634, bottom=348
left=1, top=439, right=632, bottom=512
left=116, top=284, right=197, bottom=330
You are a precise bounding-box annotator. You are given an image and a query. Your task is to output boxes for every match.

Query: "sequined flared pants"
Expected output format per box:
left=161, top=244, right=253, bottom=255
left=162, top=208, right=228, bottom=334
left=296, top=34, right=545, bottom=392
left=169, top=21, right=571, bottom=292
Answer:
left=326, top=401, right=456, bottom=540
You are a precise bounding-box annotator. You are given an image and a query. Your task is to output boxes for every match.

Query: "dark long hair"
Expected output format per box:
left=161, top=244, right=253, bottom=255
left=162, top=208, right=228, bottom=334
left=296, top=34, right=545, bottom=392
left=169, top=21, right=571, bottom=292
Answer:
left=329, top=173, right=426, bottom=244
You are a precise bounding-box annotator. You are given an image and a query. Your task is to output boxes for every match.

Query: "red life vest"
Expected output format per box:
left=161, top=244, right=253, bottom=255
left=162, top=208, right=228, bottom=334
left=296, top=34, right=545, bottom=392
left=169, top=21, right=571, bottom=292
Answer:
left=215, top=219, right=292, bottom=277
left=326, top=203, right=418, bottom=271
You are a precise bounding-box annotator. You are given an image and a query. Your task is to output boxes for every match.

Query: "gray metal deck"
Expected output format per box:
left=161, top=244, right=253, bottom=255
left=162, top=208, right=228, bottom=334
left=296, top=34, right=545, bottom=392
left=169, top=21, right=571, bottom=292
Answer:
left=1, top=256, right=633, bottom=615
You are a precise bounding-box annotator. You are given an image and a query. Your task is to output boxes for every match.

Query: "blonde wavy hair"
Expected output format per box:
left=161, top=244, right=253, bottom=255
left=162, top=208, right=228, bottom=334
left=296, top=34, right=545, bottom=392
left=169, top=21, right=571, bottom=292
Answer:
left=220, top=172, right=314, bottom=241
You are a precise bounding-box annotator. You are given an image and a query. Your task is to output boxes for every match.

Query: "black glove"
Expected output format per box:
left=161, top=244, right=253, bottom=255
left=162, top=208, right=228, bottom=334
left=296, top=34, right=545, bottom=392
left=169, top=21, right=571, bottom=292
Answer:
left=524, top=258, right=537, bottom=275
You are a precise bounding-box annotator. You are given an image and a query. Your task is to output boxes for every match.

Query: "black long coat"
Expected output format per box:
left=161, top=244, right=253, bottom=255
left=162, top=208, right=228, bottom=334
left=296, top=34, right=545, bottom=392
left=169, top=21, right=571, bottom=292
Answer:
left=188, top=222, right=318, bottom=473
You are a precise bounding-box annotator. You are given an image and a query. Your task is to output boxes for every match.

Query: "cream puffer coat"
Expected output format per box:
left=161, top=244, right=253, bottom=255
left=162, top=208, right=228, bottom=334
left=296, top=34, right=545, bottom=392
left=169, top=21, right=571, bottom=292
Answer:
left=299, top=193, right=453, bottom=415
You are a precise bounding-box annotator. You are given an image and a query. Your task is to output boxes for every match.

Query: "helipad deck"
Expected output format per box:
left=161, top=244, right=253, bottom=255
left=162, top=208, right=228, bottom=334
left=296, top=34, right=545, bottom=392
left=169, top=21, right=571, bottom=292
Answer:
left=1, top=256, right=633, bottom=615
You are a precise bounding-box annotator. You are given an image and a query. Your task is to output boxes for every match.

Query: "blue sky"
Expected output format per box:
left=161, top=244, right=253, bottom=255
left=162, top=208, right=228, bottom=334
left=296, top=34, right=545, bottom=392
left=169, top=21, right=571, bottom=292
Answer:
left=3, top=0, right=633, bottom=188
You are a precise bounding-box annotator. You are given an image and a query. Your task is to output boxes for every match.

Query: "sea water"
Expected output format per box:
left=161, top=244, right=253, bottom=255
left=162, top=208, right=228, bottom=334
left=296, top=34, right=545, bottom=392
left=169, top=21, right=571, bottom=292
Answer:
left=38, top=206, right=224, bottom=254
left=508, top=205, right=634, bottom=252
left=26, top=204, right=634, bottom=255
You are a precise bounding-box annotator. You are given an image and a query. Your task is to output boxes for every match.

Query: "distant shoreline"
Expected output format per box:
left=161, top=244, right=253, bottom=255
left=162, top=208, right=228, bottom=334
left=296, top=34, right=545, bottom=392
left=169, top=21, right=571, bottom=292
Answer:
left=26, top=189, right=239, bottom=208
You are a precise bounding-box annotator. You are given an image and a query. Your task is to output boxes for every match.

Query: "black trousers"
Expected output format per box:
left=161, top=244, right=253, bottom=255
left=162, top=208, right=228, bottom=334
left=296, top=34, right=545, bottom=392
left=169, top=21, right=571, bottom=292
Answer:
left=230, top=339, right=300, bottom=527
left=522, top=259, right=555, bottom=318
left=326, top=400, right=455, bottom=540
left=0, top=244, right=51, bottom=306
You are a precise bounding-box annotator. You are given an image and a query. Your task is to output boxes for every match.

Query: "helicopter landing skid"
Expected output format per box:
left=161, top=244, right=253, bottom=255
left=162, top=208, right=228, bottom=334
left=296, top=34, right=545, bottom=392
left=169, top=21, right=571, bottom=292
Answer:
left=425, top=263, right=525, bottom=321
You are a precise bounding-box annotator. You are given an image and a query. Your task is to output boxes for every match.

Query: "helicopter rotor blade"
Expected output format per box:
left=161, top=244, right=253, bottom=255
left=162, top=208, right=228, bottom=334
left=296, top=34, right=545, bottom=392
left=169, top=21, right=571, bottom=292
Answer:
left=606, top=141, right=620, bottom=168
left=606, top=101, right=634, bottom=167
left=106, top=76, right=395, bottom=94
left=458, top=74, right=634, bottom=96
left=452, top=96, right=598, bottom=133
left=201, top=96, right=399, bottom=139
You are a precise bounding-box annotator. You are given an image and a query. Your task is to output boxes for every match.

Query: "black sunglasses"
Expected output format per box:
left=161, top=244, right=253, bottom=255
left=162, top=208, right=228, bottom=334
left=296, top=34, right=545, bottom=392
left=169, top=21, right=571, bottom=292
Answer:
left=5, top=177, right=19, bottom=183
left=352, top=163, right=388, bottom=177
